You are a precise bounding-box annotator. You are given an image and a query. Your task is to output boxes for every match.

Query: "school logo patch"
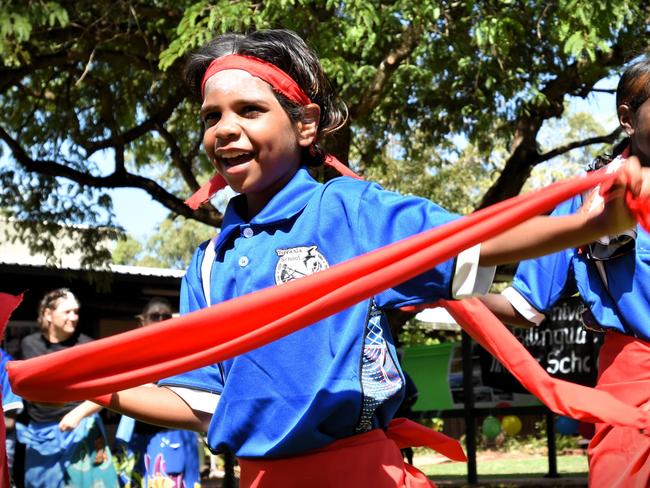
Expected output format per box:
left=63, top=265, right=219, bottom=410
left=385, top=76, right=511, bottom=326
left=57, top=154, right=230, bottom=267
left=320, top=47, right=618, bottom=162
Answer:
left=275, top=246, right=329, bottom=284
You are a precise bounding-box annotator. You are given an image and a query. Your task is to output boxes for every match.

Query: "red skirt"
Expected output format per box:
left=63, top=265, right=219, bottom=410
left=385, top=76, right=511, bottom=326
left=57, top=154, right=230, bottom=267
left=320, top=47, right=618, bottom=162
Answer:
left=588, top=331, right=650, bottom=488
left=238, top=418, right=466, bottom=488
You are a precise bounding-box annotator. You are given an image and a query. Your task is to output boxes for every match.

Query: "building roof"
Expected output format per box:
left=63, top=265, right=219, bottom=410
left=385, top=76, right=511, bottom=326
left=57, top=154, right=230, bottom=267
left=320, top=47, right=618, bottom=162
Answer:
left=0, top=218, right=185, bottom=278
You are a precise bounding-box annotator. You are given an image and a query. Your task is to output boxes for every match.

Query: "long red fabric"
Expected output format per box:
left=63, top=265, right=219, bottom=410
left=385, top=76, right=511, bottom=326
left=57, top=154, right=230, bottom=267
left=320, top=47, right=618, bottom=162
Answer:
left=0, top=293, right=22, bottom=340
left=442, top=299, right=650, bottom=427
left=0, top=292, right=23, bottom=488
left=5, top=167, right=650, bottom=434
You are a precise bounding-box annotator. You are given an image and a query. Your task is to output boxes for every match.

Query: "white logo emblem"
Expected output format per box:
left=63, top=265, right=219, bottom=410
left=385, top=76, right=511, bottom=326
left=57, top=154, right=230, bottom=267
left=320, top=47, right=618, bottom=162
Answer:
left=275, top=246, right=329, bottom=284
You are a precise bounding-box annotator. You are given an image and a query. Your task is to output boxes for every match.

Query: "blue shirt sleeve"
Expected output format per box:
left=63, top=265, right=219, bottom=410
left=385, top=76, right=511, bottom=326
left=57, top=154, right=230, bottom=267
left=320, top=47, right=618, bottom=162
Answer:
left=1, top=349, right=23, bottom=412
left=511, top=197, right=580, bottom=313
left=356, top=183, right=459, bottom=308
left=158, top=243, right=224, bottom=394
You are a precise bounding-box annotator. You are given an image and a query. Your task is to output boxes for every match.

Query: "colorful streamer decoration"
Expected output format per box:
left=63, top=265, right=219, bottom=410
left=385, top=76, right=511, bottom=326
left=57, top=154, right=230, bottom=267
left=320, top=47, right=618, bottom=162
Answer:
left=5, top=166, right=650, bottom=434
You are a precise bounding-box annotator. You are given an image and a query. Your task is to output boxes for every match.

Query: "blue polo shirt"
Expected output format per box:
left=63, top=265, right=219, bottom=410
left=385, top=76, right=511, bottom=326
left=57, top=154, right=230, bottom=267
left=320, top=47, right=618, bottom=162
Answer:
left=160, top=167, right=465, bottom=458
left=1, top=349, right=22, bottom=413
left=510, top=195, right=650, bottom=342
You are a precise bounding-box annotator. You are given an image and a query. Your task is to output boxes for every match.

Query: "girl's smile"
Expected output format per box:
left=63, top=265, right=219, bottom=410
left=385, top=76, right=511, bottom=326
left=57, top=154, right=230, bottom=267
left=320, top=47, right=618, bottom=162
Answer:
left=201, top=69, right=315, bottom=217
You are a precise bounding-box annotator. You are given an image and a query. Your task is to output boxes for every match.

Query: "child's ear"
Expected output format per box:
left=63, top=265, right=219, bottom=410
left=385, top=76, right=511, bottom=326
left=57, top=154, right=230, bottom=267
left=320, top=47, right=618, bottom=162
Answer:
left=297, top=103, right=321, bottom=147
left=618, top=104, right=636, bottom=136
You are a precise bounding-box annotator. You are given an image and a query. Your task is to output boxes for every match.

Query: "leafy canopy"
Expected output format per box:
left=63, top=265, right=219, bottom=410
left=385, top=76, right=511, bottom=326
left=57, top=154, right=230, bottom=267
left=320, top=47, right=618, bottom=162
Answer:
left=1, top=0, right=648, bottom=266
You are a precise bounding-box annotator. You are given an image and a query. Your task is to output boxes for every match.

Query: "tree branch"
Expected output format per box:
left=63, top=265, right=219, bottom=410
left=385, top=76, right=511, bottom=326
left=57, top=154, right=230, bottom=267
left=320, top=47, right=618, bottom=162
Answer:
left=156, top=124, right=201, bottom=191
left=0, top=126, right=221, bottom=227
left=538, top=127, right=622, bottom=164
left=590, top=87, right=616, bottom=94
left=85, top=89, right=185, bottom=155
left=352, top=24, right=422, bottom=118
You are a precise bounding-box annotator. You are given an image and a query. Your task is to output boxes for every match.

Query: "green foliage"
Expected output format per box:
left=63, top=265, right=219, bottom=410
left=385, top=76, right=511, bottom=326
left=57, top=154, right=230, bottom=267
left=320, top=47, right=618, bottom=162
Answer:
left=111, top=236, right=143, bottom=265
left=1, top=0, right=648, bottom=266
left=398, top=317, right=461, bottom=347
left=0, top=1, right=69, bottom=66
left=160, top=0, right=256, bottom=70
left=0, top=168, right=120, bottom=267
left=558, top=0, right=635, bottom=61
left=362, top=133, right=506, bottom=215
left=112, top=215, right=215, bottom=269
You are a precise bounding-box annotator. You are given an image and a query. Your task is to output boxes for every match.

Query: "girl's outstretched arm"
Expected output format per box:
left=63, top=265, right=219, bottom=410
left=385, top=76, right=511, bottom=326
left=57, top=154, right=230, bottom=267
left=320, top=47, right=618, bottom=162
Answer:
left=59, top=400, right=103, bottom=431
left=97, top=385, right=212, bottom=433
left=479, top=212, right=600, bottom=266
left=479, top=294, right=534, bottom=327
left=479, top=156, right=650, bottom=267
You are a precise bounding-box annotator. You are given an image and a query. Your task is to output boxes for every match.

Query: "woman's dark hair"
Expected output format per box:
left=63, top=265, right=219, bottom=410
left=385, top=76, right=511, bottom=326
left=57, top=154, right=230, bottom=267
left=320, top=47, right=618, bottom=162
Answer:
left=616, top=55, right=650, bottom=113
left=141, top=297, right=172, bottom=316
left=184, top=29, right=348, bottom=166
left=37, top=288, right=77, bottom=331
left=589, top=54, right=650, bottom=170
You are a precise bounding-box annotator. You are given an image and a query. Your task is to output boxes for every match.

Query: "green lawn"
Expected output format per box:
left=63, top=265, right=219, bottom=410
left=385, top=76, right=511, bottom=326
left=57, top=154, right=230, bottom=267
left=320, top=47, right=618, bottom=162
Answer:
left=419, top=454, right=588, bottom=478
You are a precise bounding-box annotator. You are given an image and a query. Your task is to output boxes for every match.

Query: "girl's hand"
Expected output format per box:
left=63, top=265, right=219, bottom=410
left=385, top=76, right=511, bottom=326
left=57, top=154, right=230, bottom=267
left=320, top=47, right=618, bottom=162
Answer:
left=596, top=156, right=650, bottom=235
left=59, top=410, right=83, bottom=431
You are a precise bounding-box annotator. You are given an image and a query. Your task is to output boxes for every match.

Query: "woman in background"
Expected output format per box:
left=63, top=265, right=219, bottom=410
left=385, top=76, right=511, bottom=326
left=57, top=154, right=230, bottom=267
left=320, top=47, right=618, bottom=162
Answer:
left=17, top=288, right=117, bottom=487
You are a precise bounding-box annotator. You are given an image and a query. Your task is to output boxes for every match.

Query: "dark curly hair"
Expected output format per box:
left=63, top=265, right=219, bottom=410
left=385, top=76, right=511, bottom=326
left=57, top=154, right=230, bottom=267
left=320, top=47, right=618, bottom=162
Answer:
left=184, top=29, right=348, bottom=167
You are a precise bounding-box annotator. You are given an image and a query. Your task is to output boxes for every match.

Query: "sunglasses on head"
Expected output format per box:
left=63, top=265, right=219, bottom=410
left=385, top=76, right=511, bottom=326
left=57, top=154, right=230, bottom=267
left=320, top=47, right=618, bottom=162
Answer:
left=146, top=312, right=172, bottom=322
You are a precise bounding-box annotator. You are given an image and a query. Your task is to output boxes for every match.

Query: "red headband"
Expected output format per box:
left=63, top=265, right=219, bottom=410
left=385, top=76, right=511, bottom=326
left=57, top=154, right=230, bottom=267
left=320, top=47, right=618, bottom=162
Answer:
left=201, top=54, right=311, bottom=105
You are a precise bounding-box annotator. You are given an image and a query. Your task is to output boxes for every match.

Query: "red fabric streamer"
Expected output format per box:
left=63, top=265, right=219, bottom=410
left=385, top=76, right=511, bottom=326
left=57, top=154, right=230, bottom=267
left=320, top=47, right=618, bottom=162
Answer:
left=385, top=418, right=466, bottom=461
left=0, top=293, right=22, bottom=340
left=184, top=172, right=228, bottom=210
left=323, top=154, right=361, bottom=180
left=441, top=298, right=650, bottom=428
left=7, top=167, right=650, bottom=434
left=0, top=292, right=23, bottom=488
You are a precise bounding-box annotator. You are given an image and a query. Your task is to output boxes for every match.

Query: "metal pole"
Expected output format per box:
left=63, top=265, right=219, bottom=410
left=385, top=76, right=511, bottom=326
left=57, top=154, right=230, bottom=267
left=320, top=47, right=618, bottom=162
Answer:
left=224, top=450, right=237, bottom=488
left=462, top=331, right=478, bottom=484
left=545, top=410, right=559, bottom=478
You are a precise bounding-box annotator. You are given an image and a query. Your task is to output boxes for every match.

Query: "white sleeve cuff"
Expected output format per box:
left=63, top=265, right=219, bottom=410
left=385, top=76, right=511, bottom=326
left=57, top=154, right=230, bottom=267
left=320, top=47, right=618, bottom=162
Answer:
left=3, top=401, right=23, bottom=413
left=452, top=244, right=496, bottom=298
left=501, top=287, right=546, bottom=326
left=165, top=386, right=220, bottom=414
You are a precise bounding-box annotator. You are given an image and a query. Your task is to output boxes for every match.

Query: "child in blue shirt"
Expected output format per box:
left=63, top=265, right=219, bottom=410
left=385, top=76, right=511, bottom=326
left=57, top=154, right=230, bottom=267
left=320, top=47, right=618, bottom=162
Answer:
left=2, top=347, right=23, bottom=482
left=486, top=55, right=650, bottom=488
left=99, top=30, right=650, bottom=487
left=114, top=298, right=200, bottom=488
